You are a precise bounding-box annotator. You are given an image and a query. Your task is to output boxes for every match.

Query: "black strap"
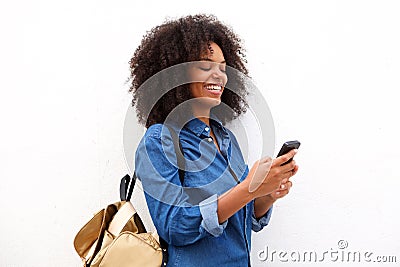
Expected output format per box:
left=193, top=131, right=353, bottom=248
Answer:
left=120, top=173, right=135, bottom=201
left=165, top=125, right=185, bottom=184
left=159, top=237, right=169, bottom=265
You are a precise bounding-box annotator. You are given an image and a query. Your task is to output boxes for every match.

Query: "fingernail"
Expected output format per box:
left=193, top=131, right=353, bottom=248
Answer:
left=276, top=191, right=280, bottom=195
left=280, top=184, right=285, bottom=189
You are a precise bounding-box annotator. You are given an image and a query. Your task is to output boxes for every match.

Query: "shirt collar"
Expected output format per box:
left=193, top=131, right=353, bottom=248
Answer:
left=182, top=113, right=224, bottom=137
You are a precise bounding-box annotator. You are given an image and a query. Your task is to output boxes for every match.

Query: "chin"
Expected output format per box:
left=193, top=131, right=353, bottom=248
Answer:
left=197, top=97, right=221, bottom=108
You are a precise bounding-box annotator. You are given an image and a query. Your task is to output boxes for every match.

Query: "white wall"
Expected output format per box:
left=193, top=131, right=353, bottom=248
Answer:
left=1, top=1, right=399, bottom=266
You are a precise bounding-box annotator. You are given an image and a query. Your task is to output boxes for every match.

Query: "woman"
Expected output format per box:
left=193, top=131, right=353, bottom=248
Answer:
left=129, top=14, right=298, bottom=267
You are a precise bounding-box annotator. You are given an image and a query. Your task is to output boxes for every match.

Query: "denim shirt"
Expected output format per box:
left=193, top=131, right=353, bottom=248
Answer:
left=135, top=114, right=273, bottom=267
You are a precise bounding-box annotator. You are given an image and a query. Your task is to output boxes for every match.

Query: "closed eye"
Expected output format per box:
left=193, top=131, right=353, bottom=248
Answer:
left=197, top=60, right=226, bottom=73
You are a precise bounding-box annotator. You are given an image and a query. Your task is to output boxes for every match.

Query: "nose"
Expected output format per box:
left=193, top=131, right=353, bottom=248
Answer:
left=211, top=72, right=222, bottom=80
left=211, top=66, right=226, bottom=84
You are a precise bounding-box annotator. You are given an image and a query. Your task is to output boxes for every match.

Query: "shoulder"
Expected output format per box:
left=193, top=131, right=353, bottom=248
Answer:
left=144, top=123, right=174, bottom=139
left=143, top=124, right=177, bottom=149
left=137, top=124, right=175, bottom=156
left=145, top=123, right=163, bottom=139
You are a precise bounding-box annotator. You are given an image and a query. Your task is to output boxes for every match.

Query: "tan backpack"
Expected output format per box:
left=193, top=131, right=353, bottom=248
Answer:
left=73, top=174, right=168, bottom=267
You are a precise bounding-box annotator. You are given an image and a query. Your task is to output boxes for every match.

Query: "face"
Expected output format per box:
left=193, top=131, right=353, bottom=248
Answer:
left=188, top=42, right=228, bottom=108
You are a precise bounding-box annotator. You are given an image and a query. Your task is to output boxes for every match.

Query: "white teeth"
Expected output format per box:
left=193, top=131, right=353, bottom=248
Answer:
left=205, top=85, right=222, bottom=91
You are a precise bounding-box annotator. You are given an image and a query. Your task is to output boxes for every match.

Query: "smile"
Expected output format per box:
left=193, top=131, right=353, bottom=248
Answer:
left=204, top=83, right=223, bottom=91
left=203, top=83, right=223, bottom=96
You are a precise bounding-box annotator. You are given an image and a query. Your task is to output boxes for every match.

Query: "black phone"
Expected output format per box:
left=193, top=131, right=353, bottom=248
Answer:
left=276, top=140, right=301, bottom=165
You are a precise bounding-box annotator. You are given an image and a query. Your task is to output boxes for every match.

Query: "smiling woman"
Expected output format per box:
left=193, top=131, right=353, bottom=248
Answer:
left=128, top=14, right=249, bottom=128
left=129, top=14, right=299, bottom=267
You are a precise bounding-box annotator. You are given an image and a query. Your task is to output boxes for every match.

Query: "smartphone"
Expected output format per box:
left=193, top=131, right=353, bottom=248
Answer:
left=276, top=140, right=301, bottom=165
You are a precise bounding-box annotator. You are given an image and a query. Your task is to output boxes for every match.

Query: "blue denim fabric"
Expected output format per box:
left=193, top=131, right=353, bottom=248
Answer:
left=135, top=114, right=273, bottom=267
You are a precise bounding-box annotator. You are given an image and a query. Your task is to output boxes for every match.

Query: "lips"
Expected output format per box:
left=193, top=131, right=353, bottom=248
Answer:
left=203, top=83, right=223, bottom=95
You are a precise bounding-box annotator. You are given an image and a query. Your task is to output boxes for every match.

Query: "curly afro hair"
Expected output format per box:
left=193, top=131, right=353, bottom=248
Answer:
left=128, top=14, right=250, bottom=128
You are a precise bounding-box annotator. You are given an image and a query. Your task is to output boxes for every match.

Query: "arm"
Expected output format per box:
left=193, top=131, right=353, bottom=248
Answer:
left=217, top=150, right=298, bottom=223
left=253, top=195, right=275, bottom=219
left=253, top=163, right=299, bottom=219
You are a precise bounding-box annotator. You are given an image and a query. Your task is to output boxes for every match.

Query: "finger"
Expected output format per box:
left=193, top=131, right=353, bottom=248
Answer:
left=286, top=181, right=293, bottom=190
left=274, top=188, right=289, bottom=198
left=286, top=165, right=298, bottom=178
left=285, top=168, right=297, bottom=179
left=276, top=181, right=293, bottom=197
left=281, top=170, right=294, bottom=181
left=292, top=165, right=299, bottom=176
left=274, top=159, right=296, bottom=175
left=279, top=180, right=292, bottom=191
left=273, top=149, right=298, bottom=166
left=281, top=160, right=296, bottom=173
left=277, top=162, right=296, bottom=178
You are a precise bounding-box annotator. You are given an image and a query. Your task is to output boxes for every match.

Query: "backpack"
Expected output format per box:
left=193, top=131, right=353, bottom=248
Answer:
left=73, top=125, right=183, bottom=267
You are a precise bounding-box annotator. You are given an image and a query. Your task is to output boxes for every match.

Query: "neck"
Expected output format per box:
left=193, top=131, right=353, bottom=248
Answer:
left=191, top=104, right=211, bottom=126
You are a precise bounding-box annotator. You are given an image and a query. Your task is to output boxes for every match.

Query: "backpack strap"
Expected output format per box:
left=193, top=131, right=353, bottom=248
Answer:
left=108, top=201, right=137, bottom=237
left=120, top=174, right=135, bottom=201
left=165, top=125, right=185, bottom=185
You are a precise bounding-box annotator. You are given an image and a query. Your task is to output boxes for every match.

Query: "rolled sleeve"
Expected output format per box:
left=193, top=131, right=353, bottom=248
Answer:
left=199, top=194, right=228, bottom=237
left=251, top=205, right=273, bottom=232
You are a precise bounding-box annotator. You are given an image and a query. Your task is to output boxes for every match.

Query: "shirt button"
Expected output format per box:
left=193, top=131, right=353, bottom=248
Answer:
left=205, top=127, right=210, bottom=131
left=207, top=137, right=213, bottom=142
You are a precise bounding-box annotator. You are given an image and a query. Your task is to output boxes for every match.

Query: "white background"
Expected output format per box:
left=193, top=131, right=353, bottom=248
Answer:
left=1, top=0, right=399, bottom=266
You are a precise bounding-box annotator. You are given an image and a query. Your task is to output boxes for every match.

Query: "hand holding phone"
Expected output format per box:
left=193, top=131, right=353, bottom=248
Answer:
left=245, top=140, right=300, bottom=197
left=276, top=140, right=300, bottom=165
